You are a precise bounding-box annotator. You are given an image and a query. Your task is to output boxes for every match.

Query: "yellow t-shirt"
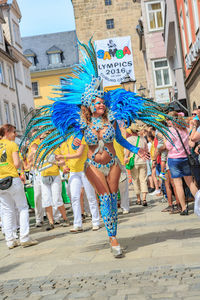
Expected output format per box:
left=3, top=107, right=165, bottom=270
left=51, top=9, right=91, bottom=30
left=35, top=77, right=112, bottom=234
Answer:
left=60, top=136, right=88, bottom=173
left=113, top=139, right=124, bottom=166
left=41, top=148, right=61, bottom=177
left=0, top=139, right=19, bottom=178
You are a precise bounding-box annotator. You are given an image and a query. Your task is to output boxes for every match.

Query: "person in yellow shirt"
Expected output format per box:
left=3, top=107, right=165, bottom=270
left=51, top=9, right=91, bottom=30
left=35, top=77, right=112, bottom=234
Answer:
left=58, top=135, right=100, bottom=232
left=113, top=141, right=129, bottom=214
left=0, top=124, right=38, bottom=249
left=30, top=132, right=70, bottom=231
left=27, top=135, right=44, bottom=227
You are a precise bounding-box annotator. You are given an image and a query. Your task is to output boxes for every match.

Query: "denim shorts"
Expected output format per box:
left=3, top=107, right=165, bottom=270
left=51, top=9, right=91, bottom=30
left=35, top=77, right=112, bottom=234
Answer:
left=168, top=157, right=191, bottom=178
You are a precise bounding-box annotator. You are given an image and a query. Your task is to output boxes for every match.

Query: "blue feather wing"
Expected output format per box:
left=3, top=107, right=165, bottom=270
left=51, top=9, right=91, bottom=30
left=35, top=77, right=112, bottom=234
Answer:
left=104, top=89, right=179, bottom=143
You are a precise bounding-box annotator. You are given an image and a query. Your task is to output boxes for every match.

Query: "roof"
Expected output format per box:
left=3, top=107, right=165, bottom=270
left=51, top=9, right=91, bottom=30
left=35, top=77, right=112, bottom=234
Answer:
left=22, top=31, right=79, bottom=72
left=0, top=1, right=14, bottom=6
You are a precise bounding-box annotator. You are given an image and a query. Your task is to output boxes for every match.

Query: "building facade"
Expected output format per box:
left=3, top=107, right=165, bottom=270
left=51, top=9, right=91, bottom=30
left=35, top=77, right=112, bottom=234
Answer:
left=163, top=0, right=188, bottom=112
left=0, top=0, right=34, bottom=134
left=72, top=0, right=147, bottom=94
left=176, top=0, right=200, bottom=111
left=22, top=31, right=79, bottom=108
left=137, top=0, right=173, bottom=104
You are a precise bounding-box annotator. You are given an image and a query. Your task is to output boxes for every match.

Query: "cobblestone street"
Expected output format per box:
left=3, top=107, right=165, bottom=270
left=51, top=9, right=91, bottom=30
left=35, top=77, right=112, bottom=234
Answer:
left=1, top=188, right=200, bottom=300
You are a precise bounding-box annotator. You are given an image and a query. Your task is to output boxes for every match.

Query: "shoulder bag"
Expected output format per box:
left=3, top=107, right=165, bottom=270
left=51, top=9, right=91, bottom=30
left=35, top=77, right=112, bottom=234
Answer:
left=0, top=176, right=13, bottom=190
left=126, top=136, right=140, bottom=170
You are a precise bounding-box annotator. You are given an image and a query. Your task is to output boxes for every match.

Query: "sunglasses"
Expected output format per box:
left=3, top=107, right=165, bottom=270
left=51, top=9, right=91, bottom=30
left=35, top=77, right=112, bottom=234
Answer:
left=192, top=113, right=197, bottom=116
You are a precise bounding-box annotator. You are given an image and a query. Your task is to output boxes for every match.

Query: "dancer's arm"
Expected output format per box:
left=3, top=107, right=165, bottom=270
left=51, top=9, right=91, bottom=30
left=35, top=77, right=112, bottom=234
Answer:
left=115, top=122, right=150, bottom=160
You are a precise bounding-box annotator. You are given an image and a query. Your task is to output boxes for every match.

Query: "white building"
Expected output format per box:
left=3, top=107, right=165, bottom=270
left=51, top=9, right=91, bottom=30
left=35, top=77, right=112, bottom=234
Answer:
left=0, top=0, right=34, bottom=135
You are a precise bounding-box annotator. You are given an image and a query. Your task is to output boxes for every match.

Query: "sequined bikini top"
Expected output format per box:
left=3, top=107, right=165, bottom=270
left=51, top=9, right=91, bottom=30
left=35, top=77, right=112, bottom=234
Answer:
left=84, top=117, right=115, bottom=146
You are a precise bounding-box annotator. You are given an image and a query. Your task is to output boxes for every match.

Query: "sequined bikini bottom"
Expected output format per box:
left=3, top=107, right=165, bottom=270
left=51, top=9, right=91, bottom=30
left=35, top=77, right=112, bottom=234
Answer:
left=84, top=145, right=123, bottom=176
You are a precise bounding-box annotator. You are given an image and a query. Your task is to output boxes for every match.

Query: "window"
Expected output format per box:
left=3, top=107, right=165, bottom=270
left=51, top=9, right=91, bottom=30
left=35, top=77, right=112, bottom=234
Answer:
left=105, top=0, right=112, bottom=5
left=23, top=66, right=31, bottom=87
left=146, top=1, right=164, bottom=31
left=184, top=0, right=192, bottom=46
left=106, top=19, right=114, bottom=29
left=48, top=53, right=61, bottom=65
left=4, top=102, right=10, bottom=123
left=152, top=59, right=171, bottom=88
left=180, top=11, right=187, bottom=56
left=13, top=21, right=21, bottom=46
left=8, top=66, right=14, bottom=88
left=192, top=0, right=200, bottom=33
left=21, top=104, right=28, bottom=128
left=46, top=46, right=62, bottom=65
left=27, top=55, right=35, bottom=66
left=15, top=63, right=21, bottom=81
left=32, top=82, right=39, bottom=97
left=0, top=24, right=3, bottom=44
left=12, top=105, right=19, bottom=129
left=0, top=61, right=5, bottom=84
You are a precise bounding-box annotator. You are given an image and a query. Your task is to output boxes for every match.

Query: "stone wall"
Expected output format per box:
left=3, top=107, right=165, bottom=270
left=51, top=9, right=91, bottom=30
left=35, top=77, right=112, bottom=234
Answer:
left=72, top=0, right=147, bottom=92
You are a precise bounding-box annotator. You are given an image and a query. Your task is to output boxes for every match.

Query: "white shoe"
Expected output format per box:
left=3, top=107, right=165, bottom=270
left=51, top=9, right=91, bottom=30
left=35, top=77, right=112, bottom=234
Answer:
left=92, top=225, right=100, bottom=231
left=122, top=210, right=129, bottom=215
left=21, top=239, right=38, bottom=248
left=110, top=244, right=123, bottom=258
left=8, top=240, right=20, bottom=249
left=70, top=226, right=83, bottom=233
left=149, top=189, right=161, bottom=196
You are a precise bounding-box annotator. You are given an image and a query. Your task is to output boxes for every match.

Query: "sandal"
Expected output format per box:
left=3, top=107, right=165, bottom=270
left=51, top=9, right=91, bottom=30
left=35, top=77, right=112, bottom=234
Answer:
left=161, top=205, right=173, bottom=212
left=136, top=200, right=141, bottom=205
left=142, top=200, right=147, bottom=207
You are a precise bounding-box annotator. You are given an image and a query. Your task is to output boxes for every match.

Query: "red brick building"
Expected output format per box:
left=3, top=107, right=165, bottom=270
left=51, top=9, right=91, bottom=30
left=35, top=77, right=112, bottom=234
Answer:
left=176, top=0, right=200, bottom=110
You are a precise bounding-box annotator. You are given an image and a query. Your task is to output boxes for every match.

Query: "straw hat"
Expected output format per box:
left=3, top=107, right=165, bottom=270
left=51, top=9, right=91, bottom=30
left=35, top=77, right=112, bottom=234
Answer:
left=128, top=123, right=140, bottom=133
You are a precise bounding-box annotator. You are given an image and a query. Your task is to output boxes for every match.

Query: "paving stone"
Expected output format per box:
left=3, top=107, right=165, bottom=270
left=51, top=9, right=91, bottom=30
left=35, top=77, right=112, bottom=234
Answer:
left=184, top=297, right=200, bottom=300
left=109, top=296, right=126, bottom=300
left=41, top=293, right=68, bottom=300
left=93, top=289, right=117, bottom=298
left=27, top=296, right=42, bottom=300
left=67, top=291, right=93, bottom=299
left=117, top=288, right=141, bottom=295
left=30, top=290, right=56, bottom=296
left=167, top=284, right=188, bottom=292
left=151, top=294, right=176, bottom=299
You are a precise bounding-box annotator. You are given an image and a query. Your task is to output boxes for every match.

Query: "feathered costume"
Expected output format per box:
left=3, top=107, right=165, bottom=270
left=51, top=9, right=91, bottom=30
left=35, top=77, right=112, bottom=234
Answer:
left=20, top=38, right=177, bottom=243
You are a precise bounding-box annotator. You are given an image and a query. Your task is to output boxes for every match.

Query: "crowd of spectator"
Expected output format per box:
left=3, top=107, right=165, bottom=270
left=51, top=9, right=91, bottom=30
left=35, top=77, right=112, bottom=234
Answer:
left=0, top=108, right=200, bottom=250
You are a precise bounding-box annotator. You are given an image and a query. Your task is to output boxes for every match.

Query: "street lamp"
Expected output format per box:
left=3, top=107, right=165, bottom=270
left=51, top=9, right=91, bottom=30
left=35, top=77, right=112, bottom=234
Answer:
left=121, top=73, right=136, bottom=92
left=138, top=83, right=146, bottom=97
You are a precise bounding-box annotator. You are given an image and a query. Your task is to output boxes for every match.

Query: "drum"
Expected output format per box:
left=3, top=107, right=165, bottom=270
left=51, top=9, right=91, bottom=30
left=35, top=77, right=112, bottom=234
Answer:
left=25, top=185, right=35, bottom=208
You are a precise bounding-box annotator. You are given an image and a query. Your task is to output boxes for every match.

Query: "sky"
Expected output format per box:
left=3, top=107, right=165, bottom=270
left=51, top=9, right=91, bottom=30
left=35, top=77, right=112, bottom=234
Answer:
left=17, top=0, right=76, bottom=37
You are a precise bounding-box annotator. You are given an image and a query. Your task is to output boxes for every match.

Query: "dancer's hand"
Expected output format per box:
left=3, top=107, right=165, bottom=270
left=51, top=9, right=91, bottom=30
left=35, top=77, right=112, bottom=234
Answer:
left=138, top=148, right=150, bottom=160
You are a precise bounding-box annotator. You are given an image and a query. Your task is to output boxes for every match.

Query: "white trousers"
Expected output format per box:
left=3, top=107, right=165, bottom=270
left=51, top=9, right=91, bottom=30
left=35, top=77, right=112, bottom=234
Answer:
left=119, top=177, right=129, bottom=212
left=41, top=175, right=63, bottom=208
left=0, top=178, right=29, bottom=246
left=68, top=171, right=100, bottom=227
left=34, top=172, right=44, bottom=223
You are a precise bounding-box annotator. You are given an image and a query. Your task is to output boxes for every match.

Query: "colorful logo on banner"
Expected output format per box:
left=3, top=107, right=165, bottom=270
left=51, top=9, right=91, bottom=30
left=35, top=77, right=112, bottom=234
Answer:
left=95, top=36, right=135, bottom=88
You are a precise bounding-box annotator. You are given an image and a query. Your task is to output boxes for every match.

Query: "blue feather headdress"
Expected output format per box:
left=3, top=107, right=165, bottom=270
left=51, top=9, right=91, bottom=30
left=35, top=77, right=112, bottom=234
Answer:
left=20, top=37, right=181, bottom=167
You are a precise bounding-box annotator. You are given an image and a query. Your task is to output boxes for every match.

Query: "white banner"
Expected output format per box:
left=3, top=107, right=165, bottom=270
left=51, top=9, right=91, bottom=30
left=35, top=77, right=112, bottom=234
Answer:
left=94, top=36, right=135, bottom=88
